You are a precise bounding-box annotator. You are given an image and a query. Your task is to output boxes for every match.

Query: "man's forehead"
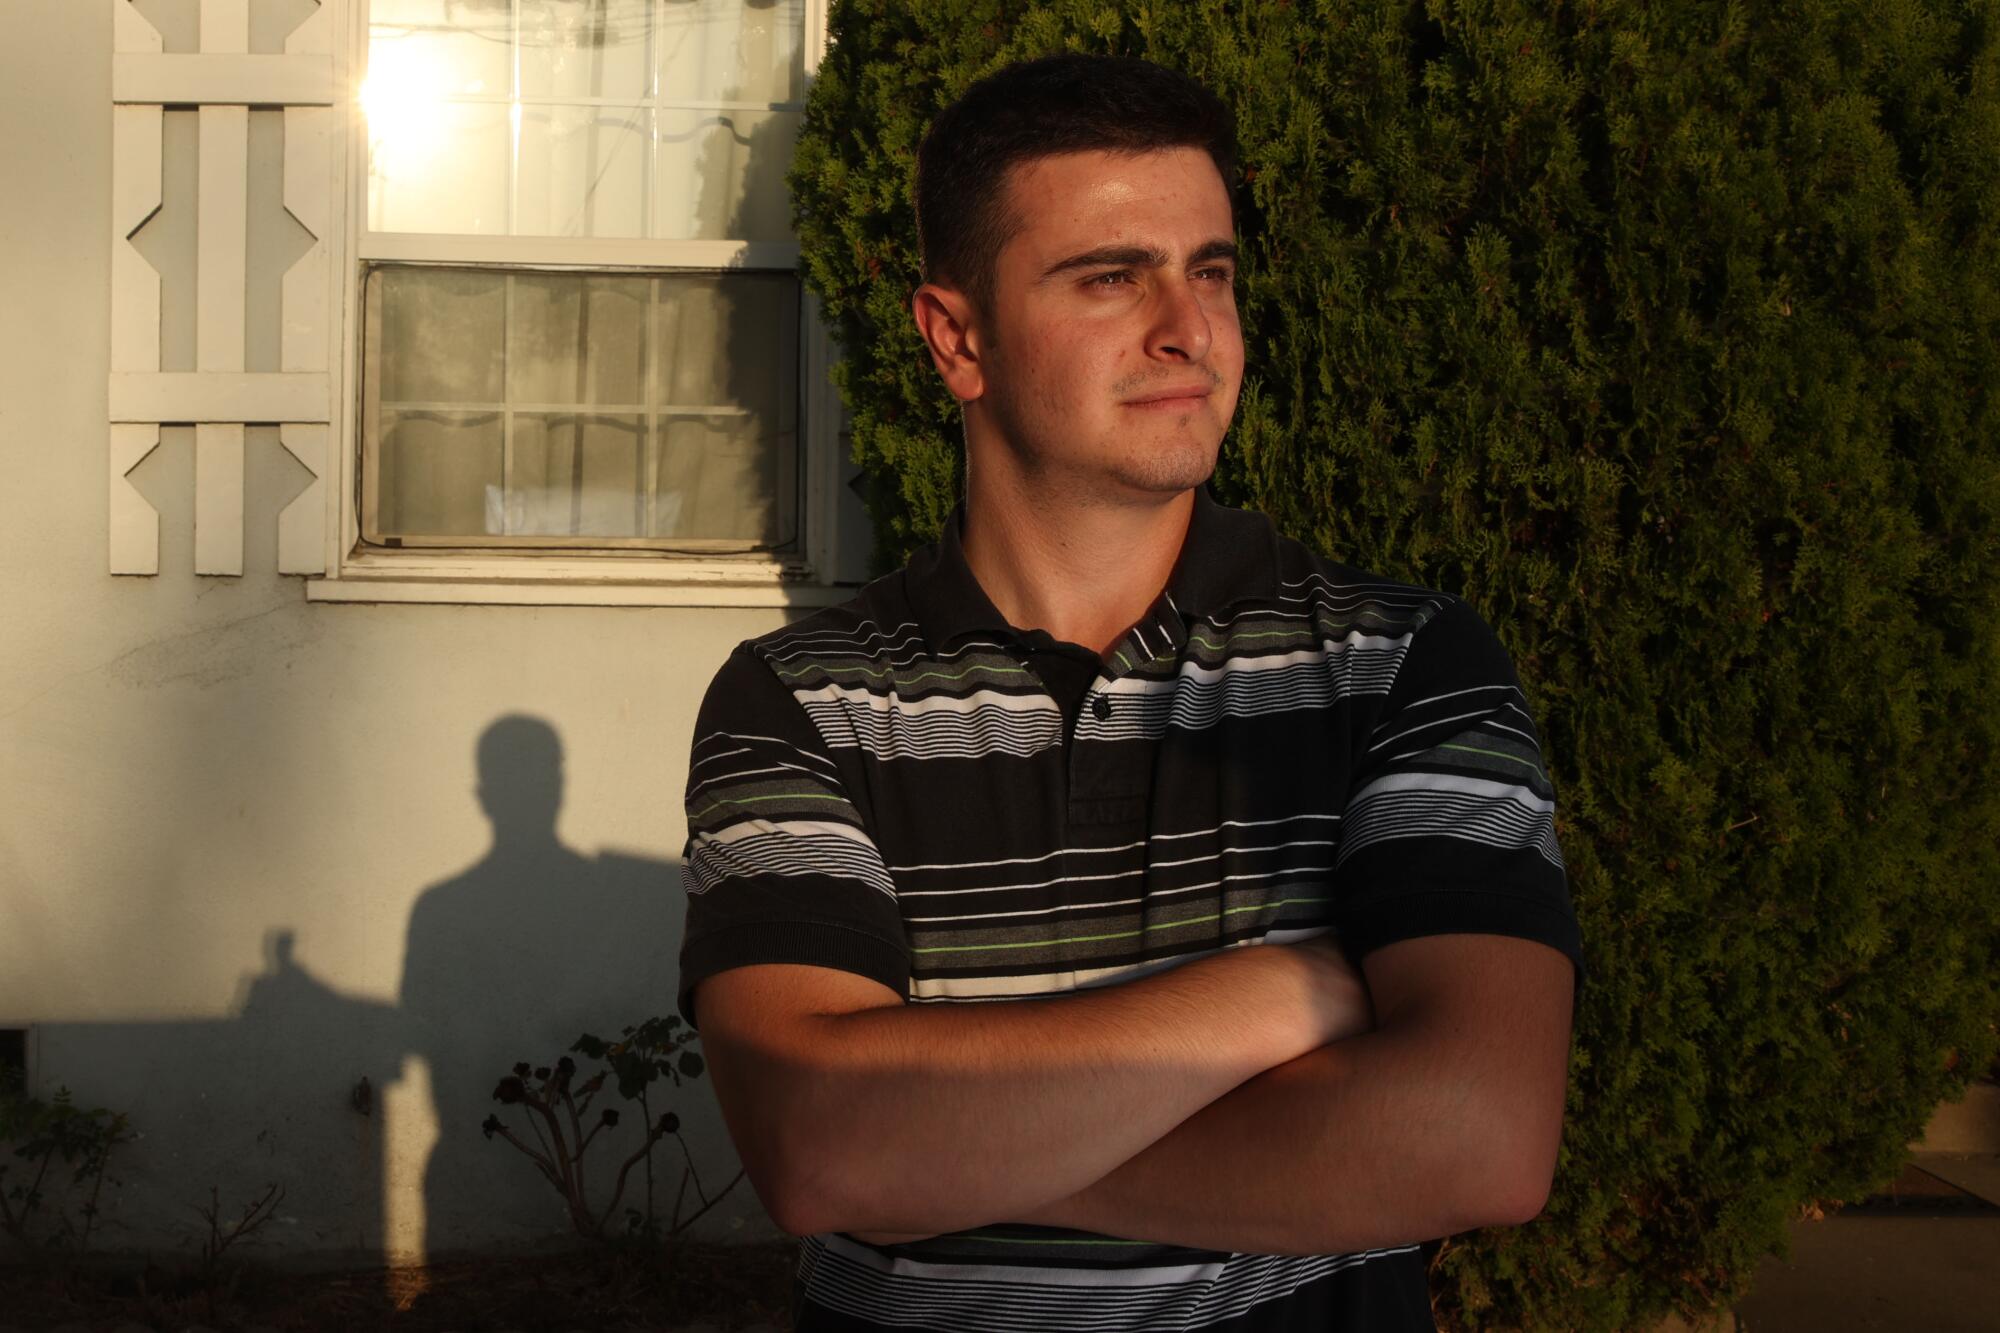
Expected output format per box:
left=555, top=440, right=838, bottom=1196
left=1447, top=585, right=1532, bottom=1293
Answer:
left=999, top=147, right=1233, bottom=264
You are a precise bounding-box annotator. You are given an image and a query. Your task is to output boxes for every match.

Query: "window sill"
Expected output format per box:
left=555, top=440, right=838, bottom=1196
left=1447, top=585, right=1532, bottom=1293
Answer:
left=305, top=554, right=863, bottom=607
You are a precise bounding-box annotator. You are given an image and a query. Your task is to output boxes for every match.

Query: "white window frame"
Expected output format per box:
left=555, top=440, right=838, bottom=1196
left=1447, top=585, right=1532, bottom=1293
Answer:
left=307, top=0, right=855, bottom=607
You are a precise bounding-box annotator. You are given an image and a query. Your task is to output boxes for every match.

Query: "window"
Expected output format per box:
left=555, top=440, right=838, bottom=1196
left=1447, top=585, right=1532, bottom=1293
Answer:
left=319, top=0, right=849, bottom=603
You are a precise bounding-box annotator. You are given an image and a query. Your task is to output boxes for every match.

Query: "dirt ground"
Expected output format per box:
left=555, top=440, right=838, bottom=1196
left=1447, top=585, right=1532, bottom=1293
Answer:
left=0, top=1237, right=799, bottom=1332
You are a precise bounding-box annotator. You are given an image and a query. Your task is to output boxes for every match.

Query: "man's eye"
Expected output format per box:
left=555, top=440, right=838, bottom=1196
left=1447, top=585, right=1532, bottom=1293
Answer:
left=1087, top=271, right=1133, bottom=287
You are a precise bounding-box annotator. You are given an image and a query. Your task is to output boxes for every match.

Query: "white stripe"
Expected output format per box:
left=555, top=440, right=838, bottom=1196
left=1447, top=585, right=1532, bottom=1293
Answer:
left=793, top=681, right=1059, bottom=717
left=800, top=1229, right=1421, bottom=1330
left=688, top=829, right=896, bottom=898
left=1365, top=704, right=1511, bottom=754
left=1078, top=659, right=1404, bottom=742
left=884, top=814, right=1343, bottom=873
left=1381, top=682, right=1519, bottom=715
left=691, top=730, right=842, bottom=774
left=762, top=637, right=1013, bottom=670
left=901, top=849, right=1337, bottom=906
left=686, top=759, right=837, bottom=792
left=686, top=744, right=752, bottom=772
left=1339, top=777, right=1564, bottom=870
left=759, top=618, right=921, bottom=652
left=1348, top=768, right=1556, bottom=810
left=903, top=862, right=1337, bottom=922
left=698, top=817, right=879, bottom=849
left=907, top=927, right=1336, bottom=1000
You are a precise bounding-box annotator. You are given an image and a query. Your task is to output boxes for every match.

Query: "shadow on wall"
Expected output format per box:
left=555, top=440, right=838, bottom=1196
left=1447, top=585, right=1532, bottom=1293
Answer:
left=392, top=714, right=686, bottom=1258
left=33, top=715, right=698, bottom=1269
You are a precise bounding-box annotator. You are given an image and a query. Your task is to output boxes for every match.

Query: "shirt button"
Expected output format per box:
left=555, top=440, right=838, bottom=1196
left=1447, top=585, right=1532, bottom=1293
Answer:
left=1092, top=695, right=1113, bottom=721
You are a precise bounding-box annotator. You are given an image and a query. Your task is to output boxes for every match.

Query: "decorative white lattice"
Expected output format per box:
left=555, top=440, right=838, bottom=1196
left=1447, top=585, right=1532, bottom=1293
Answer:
left=109, top=0, right=336, bottom=575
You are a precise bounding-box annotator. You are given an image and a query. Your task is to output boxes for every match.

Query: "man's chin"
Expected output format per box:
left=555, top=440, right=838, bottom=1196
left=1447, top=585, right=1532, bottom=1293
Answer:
left=1108, top=446, right=1220, bottom=498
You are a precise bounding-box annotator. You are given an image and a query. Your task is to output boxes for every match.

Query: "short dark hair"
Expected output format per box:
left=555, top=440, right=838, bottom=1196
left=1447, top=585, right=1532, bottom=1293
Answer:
left=913, top=53, right=1239, bottom=323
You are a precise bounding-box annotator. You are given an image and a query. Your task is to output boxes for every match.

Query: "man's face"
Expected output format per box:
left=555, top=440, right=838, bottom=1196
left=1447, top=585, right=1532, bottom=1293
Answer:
left=928, top=146, right=1244, bottom=503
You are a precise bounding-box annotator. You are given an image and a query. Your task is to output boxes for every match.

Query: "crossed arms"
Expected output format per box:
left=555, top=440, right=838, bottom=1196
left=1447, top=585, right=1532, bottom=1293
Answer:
left=694, top=930, right=1577, bottom=1257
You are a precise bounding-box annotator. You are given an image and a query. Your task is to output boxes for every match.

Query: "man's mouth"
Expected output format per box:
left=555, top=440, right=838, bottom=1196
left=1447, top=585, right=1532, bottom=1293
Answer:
left=1124, top=386, right=1213, bottom=410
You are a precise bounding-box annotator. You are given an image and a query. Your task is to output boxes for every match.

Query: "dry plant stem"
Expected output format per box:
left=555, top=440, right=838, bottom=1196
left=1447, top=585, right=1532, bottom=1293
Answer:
left=562, top=1085, right=586, bottom=1164
left=77, top=1149, right=107, bottom=1254
left=490, top=1123, right=565, bottom=1193
left=672, top=1163, right=745, bottom=1234
left=532, top=1094, right=582, bottom=1217
left=673, top=1131, right=710, bottom=1207
left=524, top=1100, right=560, bottom=1175
left=641, top=1086, right=656, bottom=1225
left=597, top=1124, right=671, bottom=1232
left=16, top=1148, right=58, bottom=1244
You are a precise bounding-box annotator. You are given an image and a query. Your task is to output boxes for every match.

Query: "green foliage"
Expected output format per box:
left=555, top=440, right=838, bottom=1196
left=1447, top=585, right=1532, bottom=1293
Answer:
left=0, top=1067, right=133, bottom=1259
left=791, top=0, right=2000, bottom=1326
left=485, top=1018, right=738, bottom=1244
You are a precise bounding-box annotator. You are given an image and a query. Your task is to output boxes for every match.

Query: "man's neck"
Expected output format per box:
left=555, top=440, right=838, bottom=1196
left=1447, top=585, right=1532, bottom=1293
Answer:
left=959, top=470, right=1196, bottom=661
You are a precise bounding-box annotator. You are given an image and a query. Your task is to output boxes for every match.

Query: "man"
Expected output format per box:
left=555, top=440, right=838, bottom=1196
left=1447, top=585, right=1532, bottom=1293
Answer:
left=676, top=53, right=1586, bottom=1332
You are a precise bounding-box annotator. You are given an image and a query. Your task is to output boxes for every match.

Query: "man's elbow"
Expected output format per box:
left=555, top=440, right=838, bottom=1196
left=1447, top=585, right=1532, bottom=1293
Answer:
left=1472, top=1115, right=1562, bottom=1228
left=1487, top=1164, right=1556, bottom=1227
left=767, top=1147, right=859, bottom=1238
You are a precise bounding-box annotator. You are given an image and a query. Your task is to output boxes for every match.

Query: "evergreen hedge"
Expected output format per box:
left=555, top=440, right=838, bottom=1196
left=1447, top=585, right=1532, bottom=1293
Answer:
left=787, top=1, right=2000, bottom=1327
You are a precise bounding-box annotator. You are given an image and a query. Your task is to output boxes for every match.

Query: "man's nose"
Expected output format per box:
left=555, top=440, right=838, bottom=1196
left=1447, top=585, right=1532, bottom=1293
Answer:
left=1147, top=277, right=1212, bottom=361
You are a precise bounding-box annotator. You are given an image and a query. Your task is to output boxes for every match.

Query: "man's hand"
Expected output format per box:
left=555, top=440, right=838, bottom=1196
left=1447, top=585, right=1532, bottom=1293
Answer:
left=843, top=934, right=1375, bottom=1248
left=1289, top=932, right=1375, bottom=1044
left=1013, top=934, right=1579, bottom=1253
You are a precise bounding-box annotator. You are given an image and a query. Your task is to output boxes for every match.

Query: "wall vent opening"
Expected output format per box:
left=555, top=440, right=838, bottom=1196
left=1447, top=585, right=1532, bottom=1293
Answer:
left=0, top=1028, right=26, bottom=1094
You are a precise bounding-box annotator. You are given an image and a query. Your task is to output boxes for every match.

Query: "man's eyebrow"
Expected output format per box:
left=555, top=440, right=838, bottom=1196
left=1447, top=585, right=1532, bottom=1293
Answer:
left=1188, top=239, right=1241, bottom=267
left=1036, top=238, right=1239, bottom=283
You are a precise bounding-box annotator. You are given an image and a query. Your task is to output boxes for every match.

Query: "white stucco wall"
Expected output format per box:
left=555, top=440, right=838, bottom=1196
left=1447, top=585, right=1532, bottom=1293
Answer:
left=0, top=0, right=872, bottom=1266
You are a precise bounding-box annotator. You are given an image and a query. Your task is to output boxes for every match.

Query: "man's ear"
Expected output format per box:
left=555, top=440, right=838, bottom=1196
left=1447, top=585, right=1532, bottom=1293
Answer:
left=910, top=281, right=987, bottom=404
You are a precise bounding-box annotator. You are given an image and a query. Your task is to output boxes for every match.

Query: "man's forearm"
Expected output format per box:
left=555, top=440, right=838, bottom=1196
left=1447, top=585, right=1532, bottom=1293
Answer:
left=1016, top=932, right=1576, bottom=1248
left=786, top=944, right=1336, bottom=1237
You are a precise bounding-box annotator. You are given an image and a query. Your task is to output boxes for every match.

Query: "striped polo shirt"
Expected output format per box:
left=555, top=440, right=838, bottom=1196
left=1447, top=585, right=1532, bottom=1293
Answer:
left=678, top=483, right=1587, bottom=1332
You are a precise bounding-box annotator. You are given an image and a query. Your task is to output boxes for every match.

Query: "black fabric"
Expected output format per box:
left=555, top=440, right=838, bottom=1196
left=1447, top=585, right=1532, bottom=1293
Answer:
left=678, top=484, right=1582, bottom=1333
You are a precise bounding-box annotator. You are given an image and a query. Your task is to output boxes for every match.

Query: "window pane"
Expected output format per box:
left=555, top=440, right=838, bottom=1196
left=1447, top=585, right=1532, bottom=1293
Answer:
left=516, top=104, right=651, bottom=239
left=364, top=265, right=798, bottom=551
left=366, top=0, right=806, bottom=240
left=509, top=273, right=648, bottom=406
left=653, top=107, right=800, bottom=242
left=654, top=272, right=789, bottom=406
left=512, top=413, right=646, bottom=535
left=365, top=0, right=510, bottom=98
left=379, top=410, right=503, bottom=536
left=658, top=0, right=806, bottom=103
left=655, top=413, right=788, bottom=542
left=519, top=0, right=653, bottom=102
left=367, top=100, right=512, bottom=234
left=376, top=268, right=506, bottom=403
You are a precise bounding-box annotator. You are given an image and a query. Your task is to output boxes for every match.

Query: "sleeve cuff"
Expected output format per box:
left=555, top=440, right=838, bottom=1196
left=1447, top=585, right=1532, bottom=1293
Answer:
left=677, top=921, right=912, bottom=1034
left=1337, top=888, right=1588, bottom=1000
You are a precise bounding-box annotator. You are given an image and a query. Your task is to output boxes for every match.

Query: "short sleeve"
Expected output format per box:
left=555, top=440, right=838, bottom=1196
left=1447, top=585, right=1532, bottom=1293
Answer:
left=677, top=643, right=910, bottom=1033
left=1333, top=598, right=1588, bottom=1000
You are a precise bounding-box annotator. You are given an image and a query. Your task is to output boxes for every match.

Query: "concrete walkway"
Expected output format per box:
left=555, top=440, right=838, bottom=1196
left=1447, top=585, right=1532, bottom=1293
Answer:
left=1735, top=1212, right=2000, bottom=1332
left=1729, top=1081, right=2000, bottom=1333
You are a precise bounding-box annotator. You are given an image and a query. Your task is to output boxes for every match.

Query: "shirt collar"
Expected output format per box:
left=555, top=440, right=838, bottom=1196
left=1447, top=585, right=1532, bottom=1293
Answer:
left=904, top=482, right=1281, bottom=665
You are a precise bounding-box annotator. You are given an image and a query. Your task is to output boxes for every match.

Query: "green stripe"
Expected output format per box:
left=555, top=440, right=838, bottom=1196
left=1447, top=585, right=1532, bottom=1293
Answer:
left=1438, top=742, right=1543, bottom=772
left=911, top=897, right=1332, bottom=955
left=771, top=660, right=1032, bottom=686
left=690, top=792, right=850, bottom=820
left=1186, top=628, right=1312, bottom=652
left=949, top=1232, right=1157, bottom=1248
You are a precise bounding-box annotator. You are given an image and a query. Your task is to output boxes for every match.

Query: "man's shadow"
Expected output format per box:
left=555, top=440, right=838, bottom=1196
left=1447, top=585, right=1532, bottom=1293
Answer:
left=397, top=714, right=682, bottom=1259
